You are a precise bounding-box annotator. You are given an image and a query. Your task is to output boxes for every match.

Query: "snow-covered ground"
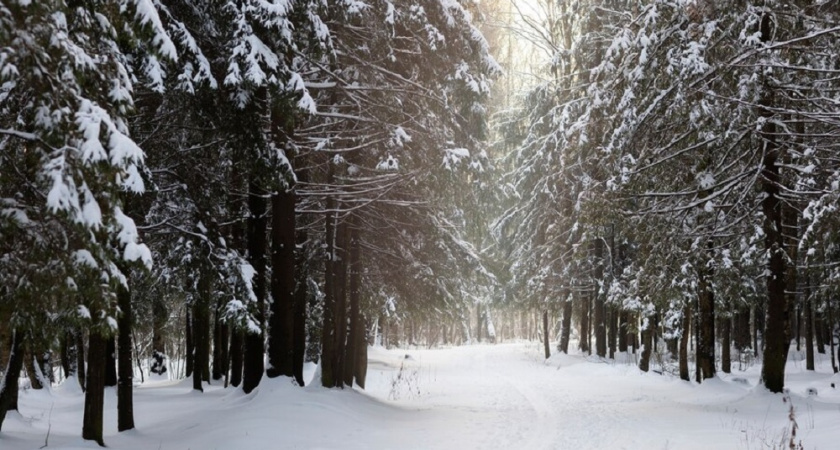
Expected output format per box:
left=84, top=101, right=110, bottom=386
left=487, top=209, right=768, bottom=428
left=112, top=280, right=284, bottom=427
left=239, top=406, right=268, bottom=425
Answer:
left=3, top=343, right=839, bottom=449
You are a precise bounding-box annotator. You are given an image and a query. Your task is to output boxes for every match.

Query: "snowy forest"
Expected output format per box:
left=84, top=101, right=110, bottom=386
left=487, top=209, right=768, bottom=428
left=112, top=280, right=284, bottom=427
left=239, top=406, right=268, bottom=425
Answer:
left=2, top=0, right=840, bottom=449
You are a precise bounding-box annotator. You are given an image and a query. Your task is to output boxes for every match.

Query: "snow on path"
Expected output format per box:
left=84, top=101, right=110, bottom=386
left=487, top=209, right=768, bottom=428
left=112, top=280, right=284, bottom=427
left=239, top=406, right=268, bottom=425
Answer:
left=3, top=343, right=840, bottom=449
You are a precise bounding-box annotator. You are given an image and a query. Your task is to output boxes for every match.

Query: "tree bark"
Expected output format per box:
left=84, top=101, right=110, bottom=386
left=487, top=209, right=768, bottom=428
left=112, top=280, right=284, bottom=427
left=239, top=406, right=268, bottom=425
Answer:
left=805, top=293, right=814, bottom=371
left=608, top=305, right=617, bottom=359
left=105, top=336, right=117, bottom=387
left=193, top=267, right=212, bottom=392
left=618, top=311, right=628, bottom=353
left=0, top=330, right=24, bottom=431
left=320, top=192, right=338, bottom=388
left=559, top=299, right=573, bottom=354
left=697, top=259, right=716, bottom=381
left=151, top=299, right=167, bottom=376
left=212, top=303, right=223, bottom=381
left=679, top=302, right=691, bottom=381
left=332, top=218, right=349, bottom=388
left=83, top=330, right=107, bottom=446
left=639, top=318, right=652, bottom=372
left=594, top=240, right=607, bottom=358
left=758, top=10, right=789, bottom=394
left=354, top=316, right=368, bottom=389
left=343, top=222, right=362, bottom=386
left=721, top=310, right=731, bottom=374
left=579, top=295, right=590, bottom=353
left=229, top=328, right=243, bottom=387
left=267, top=186, right=296, bottom=379
left=542, top=309, right=550, bottom=359
left=117, top=282, right=135, bottom=431
left=185, top=307, right=194, bottom=378
left=243, top=180, right=267, bottom=393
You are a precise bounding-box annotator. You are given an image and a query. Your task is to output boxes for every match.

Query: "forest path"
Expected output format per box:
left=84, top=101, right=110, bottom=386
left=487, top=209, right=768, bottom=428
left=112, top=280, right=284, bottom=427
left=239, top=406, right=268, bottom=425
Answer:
left=6, top=342, right=838, bottom=450
left=363, top=342, right=831, bottom=450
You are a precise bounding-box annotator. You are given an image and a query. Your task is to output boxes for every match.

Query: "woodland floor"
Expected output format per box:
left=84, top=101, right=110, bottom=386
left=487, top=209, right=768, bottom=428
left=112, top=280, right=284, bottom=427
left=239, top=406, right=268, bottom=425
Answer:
left=3, top=342, right=840, bottom=449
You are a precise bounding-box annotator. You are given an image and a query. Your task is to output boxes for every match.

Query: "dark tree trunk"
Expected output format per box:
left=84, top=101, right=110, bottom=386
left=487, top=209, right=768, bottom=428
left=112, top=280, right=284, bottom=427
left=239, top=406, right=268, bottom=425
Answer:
left=24, top=345, right=44, bottom=390
left=105, top=336, right=117, bottom=387
left=815, top=312, right=825, bottom=354
left=117, top=283, right=135, bottom=431
left=62, top=330, right=77, bottom=380
left=292, top=159, right=309, bottom=386
left=83, top=330, right=107, bottom=446
left=828, top=301, right=838, bottom=373
left=229, top=328, right=244, bottom=387
left=0, top=330, right=24, bottom=431
left=542, top=309, right=550, bottom=359
left=243, top=180, right=267, bottom=393
left=579, top=295, right=590, bottom=353
left=193, top=268, right=212, bottom=392
left=608, top=306, right=617, bottom=359
left=559, top=299, right=573, bottom=354
left=354, top=316, right=368, bottom=389
left=185, top=308, right=194, bottom=378
left=618, top=311, right=628, bottom=353
left=639, top=319, right=652, bottom=372
left=680, top=303, right=691, bottom=381
left=343, top=222, right=362, bottom=386
left=758, top=11, right=789, bottom=394
left=212, top=303, right=223, bottom=381
left=320, top=194, right=338, bottom=388
left=721, top=311, right=731, bottom=374
left=805, top=293, right=814, bottom=371
left=697, top=249, right=716, bottom=381
left=219, top=322, right=229, bottom=384
left=594, top=240, right=606, bottom=358
left=267, top=186, right=296, bottom=379
left=151, top=299, right=167, bottom=376
left=76, top=329, right=86, bottom=391
left=332, top=218, right=349, bottom=388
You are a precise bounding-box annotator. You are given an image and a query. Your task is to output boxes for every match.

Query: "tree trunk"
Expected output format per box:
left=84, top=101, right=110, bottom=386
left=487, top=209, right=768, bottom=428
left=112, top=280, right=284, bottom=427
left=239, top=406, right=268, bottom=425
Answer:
left=579, top=296, right=590, bottom=353
left=815, top=312, right=825, bottom=354
left=594, top=240, right=607, bottom=358
left=559, top=299, right=573, bottom=354
left=117, top=283, right=135, bottom=431
left=320, top=192, right=338, bottom=388
left=151, top=300, right=167, bottom=376
left=76, top=329, right=86, bottom=391
left=229, top=328, right=244, bottom=387
left=292, top=160, right=309, bottom=386
left=185, top=308, right=194, bottom=378
left=828, top=300, right=838, bottom=374
left=24, top=345, right=44, bottom=390
left=212, top=303, right=223, bottom=381
left=354, top=316, right=368, bottom=389
left=758, top=11, right=789, bottom=394
left=105, top=336, right=117, bottom=387
left=0, top=330, right=24, bottom=431
left=697, top=251, right=716, bottom=381
left=542, top=309, right=550, bottom=359
left=608, top=305, right=617, bottom=359
left=83, top=330, right=107, bottom=446
left=243, top=180, right=267, bottom=393
left=267, top=186, right=296, bottom=379
left=332, top=218, right=349, bottom=388
left=343, top=222, right=362, bottom=386
left=618, top=311, right=628, bottom=353
left=805, top=294, right=814, bottom=371
left=193, top=267, right=212, bottom=392
left=639, top=318, right=652, bottom=372
left=679, top=302, right=691, bottom=381
left=721, top=311, right=731, bottom=374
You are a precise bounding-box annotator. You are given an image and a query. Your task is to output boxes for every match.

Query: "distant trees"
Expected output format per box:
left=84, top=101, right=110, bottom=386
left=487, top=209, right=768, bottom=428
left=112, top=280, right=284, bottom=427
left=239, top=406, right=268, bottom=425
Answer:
left=494, top=0, right=840, bottom=390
